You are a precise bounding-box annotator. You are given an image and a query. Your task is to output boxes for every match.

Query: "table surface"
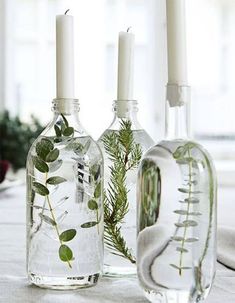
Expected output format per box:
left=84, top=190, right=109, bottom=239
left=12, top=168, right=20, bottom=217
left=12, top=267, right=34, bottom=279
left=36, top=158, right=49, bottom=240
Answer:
left=1, top=185, right=235, bottom=303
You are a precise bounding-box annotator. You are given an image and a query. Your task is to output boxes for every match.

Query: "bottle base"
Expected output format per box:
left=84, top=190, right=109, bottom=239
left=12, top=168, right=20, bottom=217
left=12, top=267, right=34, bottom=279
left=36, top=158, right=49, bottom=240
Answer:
left=28, top=272, right=100, bottom=290
left=144, top=289, right=208, bottom=303
left=103, top=264, right=136, bottom=278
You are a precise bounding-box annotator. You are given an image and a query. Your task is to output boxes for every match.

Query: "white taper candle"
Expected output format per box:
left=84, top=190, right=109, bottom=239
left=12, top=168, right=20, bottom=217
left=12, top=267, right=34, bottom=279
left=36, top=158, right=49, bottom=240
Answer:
left=56, top=11, right=74, bottom=99
left=117, top=30, right=135, bottom=101
left=166, top=0, right=188, bottom=85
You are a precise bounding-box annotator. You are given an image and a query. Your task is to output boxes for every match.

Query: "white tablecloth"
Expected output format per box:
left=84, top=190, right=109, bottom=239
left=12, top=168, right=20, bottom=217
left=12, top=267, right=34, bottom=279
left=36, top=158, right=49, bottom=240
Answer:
left=1, top=185, right=235, bottom=303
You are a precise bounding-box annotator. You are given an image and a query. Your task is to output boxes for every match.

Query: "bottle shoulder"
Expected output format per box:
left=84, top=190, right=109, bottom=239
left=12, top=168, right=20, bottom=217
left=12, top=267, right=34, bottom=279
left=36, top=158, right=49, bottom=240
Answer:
left=140, top=139, right=216, bottom=175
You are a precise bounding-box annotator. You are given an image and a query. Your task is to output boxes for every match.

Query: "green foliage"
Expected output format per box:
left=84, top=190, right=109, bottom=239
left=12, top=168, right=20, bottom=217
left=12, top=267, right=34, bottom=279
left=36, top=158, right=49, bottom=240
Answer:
left=46, top=176, right=67, bottom=185
left=81, top=221, right=98, bottom=228
left=32, top=181, right=49, bottom=196
left=0, top=111, right=44, bottom=170
left=102, top=120, right=142, bottom=264
left=59, top=229, right=77, bottom=242
left=59, top=244, right=73, bottom=263
left=88, top=199, right=98, bottom=210
left=53, top=113, right=74, bottom=141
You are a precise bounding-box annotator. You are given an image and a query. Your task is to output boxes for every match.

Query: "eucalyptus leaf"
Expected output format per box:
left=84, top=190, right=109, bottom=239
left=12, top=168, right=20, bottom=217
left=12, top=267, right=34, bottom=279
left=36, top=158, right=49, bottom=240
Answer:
left=59, top=244, right=73, bottom=262
left=81, top=221, right=98, bottom=228
left=46, top=148, right=59, bottom=162
left=54, top=124, right=61, bottom=137
left=47, top=176, right=67, bottom=185
left=59, top=229, right=77, bottom=242
left=32, top=182, right=49, bottom=196
left=178, top=188, right=201, bottom=194
left=54, top=137, right=62, bottom=143
left=39, top=213, right=56, bottom=226
left=170, top=264, right=191, bottom=270
left=182, top=197, right=199, bottom=204
left=182, top=220, right=198, bottom=227
left=185, top=237, right=198, bottom=242
left=63, top=127, right=74, bottom=137
left=171, top=236, right=184, bottom=242
left=174, top=210, right=188, bottom=215
left=61, top=114, right=69, bottom=128
left=32, top=156, right=49, bottom=173
left=94, top=182, right=101, bottom=198
left=176, top=247, right=188, bottom=253
left=36, top=138, right=54, bottom=160
left=88, top=199, right=98, bottom=210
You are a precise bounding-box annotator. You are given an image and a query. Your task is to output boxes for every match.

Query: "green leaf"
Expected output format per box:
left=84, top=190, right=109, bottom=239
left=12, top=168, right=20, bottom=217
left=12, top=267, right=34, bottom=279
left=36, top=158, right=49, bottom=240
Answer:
left=176, top=247, right=188, bottom=253
left=54, top=125, right=61, bottom=137
left=61, top=114, right=69, bottom=128
left=171, top=236, right=184, bottom=242
left=59, top=229, right=77, bottom=242
left=32, top=182, right=49, bottom=196
left=46, top=176, right=67, bottom=185
left=170, top=264, right=191, bottom=270
left=88, top=199, right=98, bottom=210
left=32, top=156, right=49, bottom=173
left=59, top=244, right=73, bottom=262
left=54, top=137, right=62, bottom=143
left=81, top=221, right=98, bottom=228
left=182, top=220, right=198, bottom=227
left=185, top=237, right=198, bottom=242
left=39, top=213, right=56, bottom=226
left=36, top=138, right=54, bottom=160
left=94, top=182, right=101, bottom=198
left=46, top=148, right=59, bottom=162
left=174, top=210, right=188, bottom=215
left=63, top=127, right=74, bottom=137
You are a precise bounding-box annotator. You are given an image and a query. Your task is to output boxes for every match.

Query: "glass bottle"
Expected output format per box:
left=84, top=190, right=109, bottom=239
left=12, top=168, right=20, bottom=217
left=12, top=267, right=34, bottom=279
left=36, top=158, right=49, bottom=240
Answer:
left=26, top=98, right=103, bottom=289
left=137, top=86, right=217, bottom=303
left=98, top=100, right=154, bottom=277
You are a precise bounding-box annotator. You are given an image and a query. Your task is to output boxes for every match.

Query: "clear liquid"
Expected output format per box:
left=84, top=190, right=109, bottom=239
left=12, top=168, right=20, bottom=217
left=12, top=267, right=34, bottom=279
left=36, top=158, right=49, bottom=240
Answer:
left=26, top=135, right=103, bottom=289
left=98, top=129, right=154, bottom=277
left=137, top=140, right=217, bottom=302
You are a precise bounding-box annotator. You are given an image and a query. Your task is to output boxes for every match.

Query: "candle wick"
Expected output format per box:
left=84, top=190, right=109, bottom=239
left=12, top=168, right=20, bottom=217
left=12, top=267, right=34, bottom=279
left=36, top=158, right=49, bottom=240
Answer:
left=127, top=27, right=132, bottom=33
left=64, top=9, right=70, bottom=15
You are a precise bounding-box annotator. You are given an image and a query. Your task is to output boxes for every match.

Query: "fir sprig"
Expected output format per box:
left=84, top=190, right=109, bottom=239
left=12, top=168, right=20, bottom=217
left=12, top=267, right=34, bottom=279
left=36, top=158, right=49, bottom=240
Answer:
left=102, top=120, right=142, bottom=264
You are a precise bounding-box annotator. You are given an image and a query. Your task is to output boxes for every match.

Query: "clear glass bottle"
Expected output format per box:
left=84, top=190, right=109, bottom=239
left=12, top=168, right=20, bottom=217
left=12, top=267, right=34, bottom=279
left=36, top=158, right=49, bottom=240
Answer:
left=26, top=98, right=103, bottom=290
left=98, top=100, right=154, bottom=277
left=137, top=86, right=217, bottom=303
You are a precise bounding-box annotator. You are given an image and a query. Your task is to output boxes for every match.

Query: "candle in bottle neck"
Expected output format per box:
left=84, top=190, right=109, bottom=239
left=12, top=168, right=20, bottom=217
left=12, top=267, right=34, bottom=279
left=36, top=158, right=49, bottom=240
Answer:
left=166, top=0, right=188, bottom=85
left=117, top=30, right=135, bottom=100
left=56, top=11, right=74, bottom=99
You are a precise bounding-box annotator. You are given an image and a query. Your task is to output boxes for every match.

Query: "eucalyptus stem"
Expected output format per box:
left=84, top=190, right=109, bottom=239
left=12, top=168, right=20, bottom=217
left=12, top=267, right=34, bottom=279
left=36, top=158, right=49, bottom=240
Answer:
left=179, top=148, right=192, bottom=275
left=44, top=172, right=72, bottom=268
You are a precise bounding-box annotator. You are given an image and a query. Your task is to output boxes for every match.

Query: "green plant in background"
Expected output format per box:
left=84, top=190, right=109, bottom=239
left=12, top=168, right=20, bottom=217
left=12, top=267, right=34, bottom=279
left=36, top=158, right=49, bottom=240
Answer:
left=102, top=120, right=142, bottom=264
left=0, top=111, right=44, bottom=170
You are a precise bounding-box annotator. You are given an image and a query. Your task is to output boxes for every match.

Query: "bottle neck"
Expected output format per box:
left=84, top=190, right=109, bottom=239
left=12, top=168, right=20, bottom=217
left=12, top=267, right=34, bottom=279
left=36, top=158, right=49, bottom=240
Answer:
left=165, top=86, right=191, bottom=140
left=52, top=98, right=80, bottom=116
left=112, top=100, right=140, bottom=125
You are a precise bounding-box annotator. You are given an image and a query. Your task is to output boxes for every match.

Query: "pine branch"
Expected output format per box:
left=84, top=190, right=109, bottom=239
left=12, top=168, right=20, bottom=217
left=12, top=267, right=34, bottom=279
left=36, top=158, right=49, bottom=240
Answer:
left=102, top=119, right=143, bottom=264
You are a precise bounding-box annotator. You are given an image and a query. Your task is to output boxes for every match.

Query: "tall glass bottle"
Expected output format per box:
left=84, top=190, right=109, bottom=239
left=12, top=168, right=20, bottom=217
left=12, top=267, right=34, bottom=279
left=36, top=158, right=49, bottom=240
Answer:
left=26, top=98, right=103, bottom=289
left=98, top=100, right=154, bottom=276
left=137, top=85, right=217, bottom=302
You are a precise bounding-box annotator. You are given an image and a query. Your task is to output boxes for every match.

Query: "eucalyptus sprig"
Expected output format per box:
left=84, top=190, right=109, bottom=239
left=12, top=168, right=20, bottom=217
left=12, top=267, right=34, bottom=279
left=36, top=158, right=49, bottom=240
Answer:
left=54, top=114, right=74, bottom=142
left=102, top=120, right=142, bottom=264
left=32, top=137, right=76, bottom=268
